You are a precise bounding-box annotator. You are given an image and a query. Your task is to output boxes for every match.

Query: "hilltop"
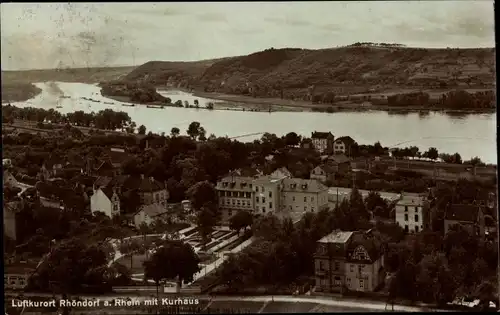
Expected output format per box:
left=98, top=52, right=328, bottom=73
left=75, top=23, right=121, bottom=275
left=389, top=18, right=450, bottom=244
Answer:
left=121, top=45, right=495, bottom=102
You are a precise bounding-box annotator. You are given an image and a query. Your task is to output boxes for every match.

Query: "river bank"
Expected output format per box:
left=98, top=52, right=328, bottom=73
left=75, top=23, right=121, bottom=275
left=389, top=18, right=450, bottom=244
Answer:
left=192, top=90, right=496, bottom=114
left=1, top=82, right=42, bottom=103
left=103, top=90, right=302, bottom=113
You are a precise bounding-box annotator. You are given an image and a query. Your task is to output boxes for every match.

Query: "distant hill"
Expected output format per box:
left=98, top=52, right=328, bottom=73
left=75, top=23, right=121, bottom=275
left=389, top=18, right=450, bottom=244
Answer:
left=1, top=66, right=135, bottom=85
left=124, top=46, right=496, bottom=99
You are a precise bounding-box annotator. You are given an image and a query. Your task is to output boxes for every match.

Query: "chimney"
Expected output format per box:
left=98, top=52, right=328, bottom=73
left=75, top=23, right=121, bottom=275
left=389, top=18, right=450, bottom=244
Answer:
left=141, top=174, right=145, bottom=179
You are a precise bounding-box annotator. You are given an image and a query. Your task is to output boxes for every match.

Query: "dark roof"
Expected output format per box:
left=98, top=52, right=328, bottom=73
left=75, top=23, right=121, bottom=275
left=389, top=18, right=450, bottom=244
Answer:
left=317, top=164, right=336, bottom=174
left=96, top=160, right=115, bottom=172
left=94, top=176, right=113, bottom=188
left=328, top=154, right=351, bottom=164
left=94, top=175, right=165, bottom=193
left=311, top=131, right=333, bottom=139
left=230, top=168, right=263, bottom=177
left=136, top=176, right=166, bottom=192
left=71, top=174, right=98, bottom=187
left=106, top=148, right=130, bottom=167
left=43, top=153, right=64, bottom=169
left=445, top=204, right=481, bottom=222
left=346, top=231, right=384, bottom=263
left=101, top=186, right=117, bottom=200
left=318, top=231, right=354, bottom=244
left=335, top=136, right=356, bottom=146
left=67, top=154, right=86, bottom=167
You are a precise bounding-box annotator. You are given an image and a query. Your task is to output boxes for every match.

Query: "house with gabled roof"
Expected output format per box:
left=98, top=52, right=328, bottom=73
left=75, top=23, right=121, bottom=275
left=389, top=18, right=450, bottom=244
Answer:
left=344, top=230, right=386, bottom=292
left=310, top=164, right=337, bottom=183
left=270, top=167, right=292, bottom=179
left=41, top=153, right=64, bottom=179
left=90, top=174, right=169, bottom=218
left=90, top=178, right=122, bottom=218
left=326, top=154, right=352, bottom=174
left=311, top=131, right=334, bottom=154
left=133, top=203, right=169, bottom=228
left=444, top=204, right=485, bottom=238
left=334, top=136, right=357, bottom=156
left=314, top=229, right=386, bottom=294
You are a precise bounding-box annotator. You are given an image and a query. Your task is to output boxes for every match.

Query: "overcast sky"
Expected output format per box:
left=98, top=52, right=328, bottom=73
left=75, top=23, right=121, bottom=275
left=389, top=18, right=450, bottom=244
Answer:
left=1, top=1, right=495, bottom=70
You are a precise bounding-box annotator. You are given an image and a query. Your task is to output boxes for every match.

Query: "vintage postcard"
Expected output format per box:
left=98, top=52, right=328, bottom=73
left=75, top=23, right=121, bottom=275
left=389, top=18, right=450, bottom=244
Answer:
left=2, top=2, right=497, bottom=314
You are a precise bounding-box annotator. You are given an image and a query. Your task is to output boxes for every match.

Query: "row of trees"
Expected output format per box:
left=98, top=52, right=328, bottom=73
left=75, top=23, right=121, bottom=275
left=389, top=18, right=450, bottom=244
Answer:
left=386, top=225, right=498, bottom=308
left=386, top=90, right=495, bottom=110
left=2, top=105, right=133, bottom=131
left=391, top=146, right=486, bottom=166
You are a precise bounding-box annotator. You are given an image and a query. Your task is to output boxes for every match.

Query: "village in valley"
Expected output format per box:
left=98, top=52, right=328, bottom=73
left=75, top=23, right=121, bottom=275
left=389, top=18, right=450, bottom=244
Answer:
left=2, top=110, right=498, bottom=313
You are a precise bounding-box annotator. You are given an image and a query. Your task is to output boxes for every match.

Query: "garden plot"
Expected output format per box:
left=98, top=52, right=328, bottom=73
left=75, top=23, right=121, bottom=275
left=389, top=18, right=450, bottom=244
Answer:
left=216, top=233, right=251, bottom=253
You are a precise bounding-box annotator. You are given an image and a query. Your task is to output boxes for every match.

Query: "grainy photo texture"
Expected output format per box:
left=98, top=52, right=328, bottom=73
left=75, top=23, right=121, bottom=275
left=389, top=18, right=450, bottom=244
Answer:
left=1, top=2, right=498, bottom=314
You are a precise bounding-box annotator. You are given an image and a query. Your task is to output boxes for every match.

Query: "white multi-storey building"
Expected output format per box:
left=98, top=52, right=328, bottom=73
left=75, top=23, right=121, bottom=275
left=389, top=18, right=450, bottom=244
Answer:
left=311, top=132, right=334, bottom=154
left=216, top=168, right=329, bottom=223
left=395, top=193, right=429, bottom=233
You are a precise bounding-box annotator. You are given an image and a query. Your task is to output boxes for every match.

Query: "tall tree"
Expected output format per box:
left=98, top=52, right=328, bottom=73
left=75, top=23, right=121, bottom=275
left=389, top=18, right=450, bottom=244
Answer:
left=186, top=181, right=219, bottom=248
left=284, top=132, right=301, bottom=147
left=170, top=127, right=180, bottom=137
left=138, top=124, right=147, bottom=135
left=229, top=211, right=253, bottom=235
left=186, top=121, right=202, bottom=139
left=143, top=240, right=200, bottom=295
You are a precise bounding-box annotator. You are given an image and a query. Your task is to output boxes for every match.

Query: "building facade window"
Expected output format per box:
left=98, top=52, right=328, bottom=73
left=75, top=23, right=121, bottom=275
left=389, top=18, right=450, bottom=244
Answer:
left=405, top=206, right=408, bottom=212
left=269, top=202, right=273, bottom=209
left=415, top=226, right=419, bottom=233
left=405, top=225, right=409, bottom=232
left=414, top=214, right=419, bottom=222
left=404, top=214, right=408, bottom=221
left=269, top=191, right=272, bottom=197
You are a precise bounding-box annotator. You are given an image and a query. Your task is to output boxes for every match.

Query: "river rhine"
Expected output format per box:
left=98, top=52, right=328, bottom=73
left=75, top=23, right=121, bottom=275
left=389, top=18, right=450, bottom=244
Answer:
left=9, top=82, right=497, bottom=164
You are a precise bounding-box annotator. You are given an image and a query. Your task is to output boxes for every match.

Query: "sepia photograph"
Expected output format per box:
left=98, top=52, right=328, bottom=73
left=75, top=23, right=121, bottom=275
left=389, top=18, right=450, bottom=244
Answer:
left=1, top=1, right=498, bottom=314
